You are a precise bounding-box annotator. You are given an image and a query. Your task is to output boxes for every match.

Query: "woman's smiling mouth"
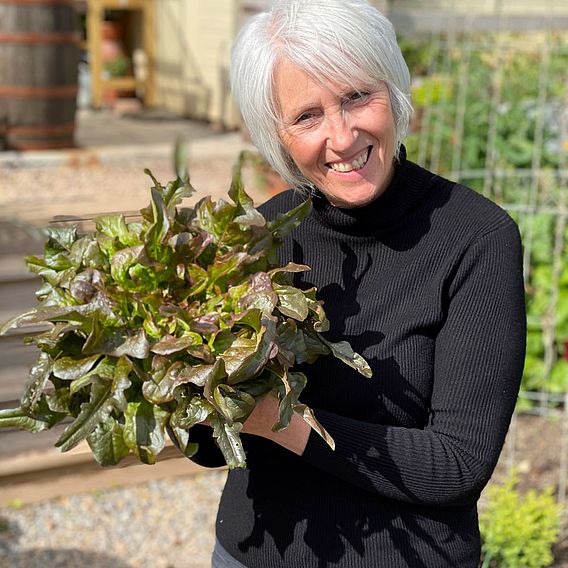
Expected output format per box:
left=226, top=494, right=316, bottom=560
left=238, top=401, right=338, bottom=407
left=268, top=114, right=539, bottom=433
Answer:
left=327, top=146, right=372, bottom=173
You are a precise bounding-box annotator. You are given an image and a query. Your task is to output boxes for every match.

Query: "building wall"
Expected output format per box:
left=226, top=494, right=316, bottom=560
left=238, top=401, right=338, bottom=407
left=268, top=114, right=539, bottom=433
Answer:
left=391, top=0, right=568, bottom=14
left=155, top=0, right=239, bottom=127
left=154, top=0, right=565, bottom=123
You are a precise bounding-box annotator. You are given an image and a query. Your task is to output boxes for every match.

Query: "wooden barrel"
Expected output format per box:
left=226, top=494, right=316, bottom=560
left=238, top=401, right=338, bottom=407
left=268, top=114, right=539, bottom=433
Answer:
left=0, top=0, right=80, bottom=151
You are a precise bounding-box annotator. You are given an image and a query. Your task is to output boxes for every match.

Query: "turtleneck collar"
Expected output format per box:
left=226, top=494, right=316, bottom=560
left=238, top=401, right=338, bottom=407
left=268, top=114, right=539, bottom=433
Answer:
left=310, top=147, right=439, bottom=236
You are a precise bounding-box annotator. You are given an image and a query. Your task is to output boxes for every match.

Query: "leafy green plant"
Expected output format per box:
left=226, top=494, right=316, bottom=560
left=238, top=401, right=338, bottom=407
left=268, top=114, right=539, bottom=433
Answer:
left=479, top=473, right=561, bottom=568
left=0, top=152, right=371, bottom=469
left=403, top=32, right=568, bottom=400
left=509, top=211, right=568, bottom=399
left=104, top=54, right=131, bottom=78
left=404, top=33, right=566, bottom=176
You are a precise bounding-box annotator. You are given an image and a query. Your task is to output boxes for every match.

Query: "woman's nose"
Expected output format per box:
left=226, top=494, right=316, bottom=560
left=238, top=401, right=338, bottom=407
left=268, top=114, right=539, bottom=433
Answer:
left=325, top=111, right=357, bottom=151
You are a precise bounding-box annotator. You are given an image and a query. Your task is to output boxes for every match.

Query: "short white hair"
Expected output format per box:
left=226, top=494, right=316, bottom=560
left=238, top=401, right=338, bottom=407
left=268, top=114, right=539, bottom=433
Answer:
left=230, top=0, right=412, bottom=189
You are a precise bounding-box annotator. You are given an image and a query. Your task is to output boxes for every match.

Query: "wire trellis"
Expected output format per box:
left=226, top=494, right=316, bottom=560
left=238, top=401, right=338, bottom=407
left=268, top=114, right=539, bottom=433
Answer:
left=403, top=27, right=568, bottom=511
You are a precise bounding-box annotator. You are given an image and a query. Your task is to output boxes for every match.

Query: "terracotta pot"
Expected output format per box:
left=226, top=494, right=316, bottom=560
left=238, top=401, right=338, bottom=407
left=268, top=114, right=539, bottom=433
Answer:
left=101, top=21, right=126, bottom=62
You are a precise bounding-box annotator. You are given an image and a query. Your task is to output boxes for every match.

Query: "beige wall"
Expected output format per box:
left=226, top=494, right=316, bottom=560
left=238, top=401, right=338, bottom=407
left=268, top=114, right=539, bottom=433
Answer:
left=154, top=0, right=565, bottom=123
left=391, top=0, right=568, bottom=15
left=155, top=0, right=240, bottom=127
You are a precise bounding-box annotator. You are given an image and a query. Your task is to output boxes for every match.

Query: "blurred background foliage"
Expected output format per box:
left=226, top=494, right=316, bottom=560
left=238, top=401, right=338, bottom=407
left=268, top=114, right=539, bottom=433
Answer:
left=400, top=32, right=567, bottom=409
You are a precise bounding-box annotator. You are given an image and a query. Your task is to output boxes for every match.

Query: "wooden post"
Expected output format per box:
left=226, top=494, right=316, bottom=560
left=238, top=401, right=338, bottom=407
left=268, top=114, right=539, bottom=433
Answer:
left=143, top=0, right=156, bottom=106
left=88, top=0, right=104, bottom=108
left=87, top=0, right=155, bottom=109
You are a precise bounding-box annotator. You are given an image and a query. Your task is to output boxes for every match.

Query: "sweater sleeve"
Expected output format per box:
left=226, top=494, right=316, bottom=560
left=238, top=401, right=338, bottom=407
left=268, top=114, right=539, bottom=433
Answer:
left=300, top=221, right=526, bottom=506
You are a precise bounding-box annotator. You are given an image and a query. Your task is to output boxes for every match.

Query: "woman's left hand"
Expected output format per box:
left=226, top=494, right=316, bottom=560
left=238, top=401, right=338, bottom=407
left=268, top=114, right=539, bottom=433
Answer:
left=241, top=393, right=311, bottom=456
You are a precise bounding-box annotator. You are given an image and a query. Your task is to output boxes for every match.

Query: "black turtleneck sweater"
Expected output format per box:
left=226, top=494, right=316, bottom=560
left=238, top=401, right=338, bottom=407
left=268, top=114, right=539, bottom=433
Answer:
left=188, top=155, right=526, bottom=568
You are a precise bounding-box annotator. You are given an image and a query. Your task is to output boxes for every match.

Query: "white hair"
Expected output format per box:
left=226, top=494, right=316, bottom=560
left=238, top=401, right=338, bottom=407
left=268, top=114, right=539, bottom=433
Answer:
left=230, top=0, right=413, bottom=189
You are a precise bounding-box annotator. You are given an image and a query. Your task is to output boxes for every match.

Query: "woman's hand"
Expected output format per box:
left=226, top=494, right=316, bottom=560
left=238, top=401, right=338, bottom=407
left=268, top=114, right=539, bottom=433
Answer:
left=241, top=393, right=311, bottom=456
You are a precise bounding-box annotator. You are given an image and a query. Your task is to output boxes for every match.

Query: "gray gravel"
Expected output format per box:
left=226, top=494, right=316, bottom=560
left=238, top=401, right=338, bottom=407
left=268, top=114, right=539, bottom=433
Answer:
left=0, top=155, right=269, bottom=226
left=0, top=470, right=227, bottom=568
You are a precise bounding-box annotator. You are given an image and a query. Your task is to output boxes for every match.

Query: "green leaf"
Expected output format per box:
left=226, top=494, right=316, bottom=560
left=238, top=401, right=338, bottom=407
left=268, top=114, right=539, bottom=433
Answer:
left=145, top=187, right=171, bottom=260
left=52, top=354, right=101, bottom=381
left=147, top=360, right=226, bottom=407
left=143, top=361, right=186, bottom=404
left=0, top=406, right=52, bottom=432
left=320, top=336, right=373, bottom=378
left=45, top=387, right=71, bottom=414
left=0, top=305, right=80, bottom=335
left=171, top=390, right=213, bottom=429
left=83, top=322, right=150, bottom=359
left=68, top=357, right=116, bottom=396
left=110, top=245, right=145, bottom=284
left=56, top=361, right=131, bottom=452
left=223, top=318, right=277, bottom=384
left=210, top=413, right=246, bottom=469
left=228, top=152, right=266, bottom=228
left=208, top=252, right=255, bottom=291
left=277, top=319, right=329, bottom=365
left=234, top=309, right=262, bottom=334
left=123, top=399, right=170, bottom=464
left=168, top=424, right=199, bottom=458
left=150, top=334, right=197, bottom=356
left=173, top=139, right=190, bottom=183
left=267, top=197, right=312, bottom=240
left=211, top=329, right=237, bottom=355
left=20, top=352, right=52, bottom=415
left=185, top=263, right=210, bottom=297
left=214, top=384, right=255, bottom=424
left=55, top=376, right=115, bottom=452
left=274, top=284, right=309, bottom=321
left=268, top=262, right=311, bottom=276
left=87, top=417, right=130, bottom=466
left=202, top=358, right=230, bottom=410
left=43, top=226, right=77, bottom=250
left=305, top=292, right=330, bottom=332
left=95, top=214, right=131, bottom=244
left=294, top=403, right=335, bottom=450
left=238, top=370, right=278, bottom=398
left=272, top=370, right=307, bottom=432
left=240, top=272, right=278, bottom=315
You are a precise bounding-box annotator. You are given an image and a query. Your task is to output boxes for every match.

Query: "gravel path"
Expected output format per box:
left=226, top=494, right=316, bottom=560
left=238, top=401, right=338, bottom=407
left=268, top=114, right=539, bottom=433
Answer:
left=0, top=155, right=269, bottom=225
left=0, top=470, right=228, bottom=568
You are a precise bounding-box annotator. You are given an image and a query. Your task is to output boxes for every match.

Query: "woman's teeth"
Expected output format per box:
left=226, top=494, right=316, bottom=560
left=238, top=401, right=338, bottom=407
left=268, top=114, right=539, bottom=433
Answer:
left=329, top=148, right=370, bottom=173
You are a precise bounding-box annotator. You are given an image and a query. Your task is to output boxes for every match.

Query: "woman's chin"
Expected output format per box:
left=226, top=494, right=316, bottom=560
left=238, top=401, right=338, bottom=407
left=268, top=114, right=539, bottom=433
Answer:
left=323, top=182, right=384, bottom=209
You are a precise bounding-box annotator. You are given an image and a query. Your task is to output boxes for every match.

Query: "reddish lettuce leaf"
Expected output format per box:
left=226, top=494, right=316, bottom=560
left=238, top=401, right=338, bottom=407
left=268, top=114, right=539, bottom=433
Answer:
left=0, top=150, right=372, bottom=468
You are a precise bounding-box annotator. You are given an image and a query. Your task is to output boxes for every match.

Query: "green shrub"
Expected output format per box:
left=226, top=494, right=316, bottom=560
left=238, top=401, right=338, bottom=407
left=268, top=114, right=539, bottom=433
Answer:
left=479, top=474, right=561, bottom=568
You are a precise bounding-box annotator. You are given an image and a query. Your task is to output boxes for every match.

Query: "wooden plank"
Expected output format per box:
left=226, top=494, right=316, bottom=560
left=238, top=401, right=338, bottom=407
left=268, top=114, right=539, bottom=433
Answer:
left=100, top=75, right=137, bottom=90
left=0, top=441, right=223, bottom=506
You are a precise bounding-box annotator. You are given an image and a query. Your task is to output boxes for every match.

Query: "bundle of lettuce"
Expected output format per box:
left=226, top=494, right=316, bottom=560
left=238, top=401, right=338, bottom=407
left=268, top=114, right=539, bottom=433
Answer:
left=0, top=152, right=371, bottom=469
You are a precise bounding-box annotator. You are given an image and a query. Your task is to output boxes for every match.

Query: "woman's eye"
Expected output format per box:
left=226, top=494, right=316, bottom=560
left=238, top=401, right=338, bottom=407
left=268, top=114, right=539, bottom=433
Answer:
left=296, top=111, right=318, bottom=124
left=346, top=91, right=370, bottom=103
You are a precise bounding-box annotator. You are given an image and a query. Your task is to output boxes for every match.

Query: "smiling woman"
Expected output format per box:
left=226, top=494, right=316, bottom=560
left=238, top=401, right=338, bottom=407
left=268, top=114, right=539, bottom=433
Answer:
left=185, top=1, right=527, bottom=567
left=275, top=60, right=397, bottom=208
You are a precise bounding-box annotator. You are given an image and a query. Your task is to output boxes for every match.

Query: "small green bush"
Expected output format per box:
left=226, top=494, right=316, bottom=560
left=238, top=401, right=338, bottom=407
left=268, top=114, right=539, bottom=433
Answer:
left=479, top=473, right=562, bottom=568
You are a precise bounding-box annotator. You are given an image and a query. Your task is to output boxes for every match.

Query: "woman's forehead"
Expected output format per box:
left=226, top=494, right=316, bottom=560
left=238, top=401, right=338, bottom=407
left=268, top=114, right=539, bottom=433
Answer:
left=273, top=57, right=378, bottom=99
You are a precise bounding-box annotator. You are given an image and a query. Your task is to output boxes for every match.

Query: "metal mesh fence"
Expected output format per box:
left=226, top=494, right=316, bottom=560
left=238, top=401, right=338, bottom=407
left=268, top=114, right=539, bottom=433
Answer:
left=401, top=28, right=568, bottom=510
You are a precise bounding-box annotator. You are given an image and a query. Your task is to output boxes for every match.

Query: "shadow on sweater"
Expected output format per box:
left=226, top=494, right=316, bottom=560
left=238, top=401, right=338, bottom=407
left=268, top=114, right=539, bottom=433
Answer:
left=231, top=241, right=476, bottom=567
left=235, top=465, right=473, bottom=567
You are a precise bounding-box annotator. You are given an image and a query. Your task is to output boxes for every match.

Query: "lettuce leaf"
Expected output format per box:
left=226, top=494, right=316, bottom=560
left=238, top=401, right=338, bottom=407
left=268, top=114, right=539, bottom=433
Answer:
left=0, top=149, right=372, bottom=468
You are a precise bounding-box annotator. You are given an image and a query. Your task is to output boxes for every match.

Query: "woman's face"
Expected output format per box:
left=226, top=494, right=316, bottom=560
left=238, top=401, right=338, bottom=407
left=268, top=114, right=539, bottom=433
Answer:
left=274, top=58, right=397, bottom=209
